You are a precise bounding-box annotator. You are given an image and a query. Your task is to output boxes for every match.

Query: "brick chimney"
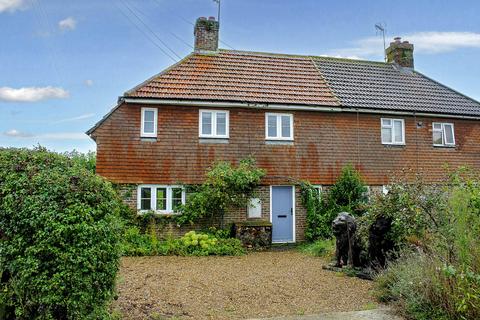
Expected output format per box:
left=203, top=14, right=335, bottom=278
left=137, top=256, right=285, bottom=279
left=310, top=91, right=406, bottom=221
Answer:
left=386, top=37, right=414, bottom=68
left=194, top=16, right=219, bottom=53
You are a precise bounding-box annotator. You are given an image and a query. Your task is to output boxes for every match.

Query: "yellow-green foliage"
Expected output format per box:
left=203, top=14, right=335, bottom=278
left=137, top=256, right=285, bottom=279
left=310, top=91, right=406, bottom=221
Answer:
left=181, top=231, right=218, bottom=249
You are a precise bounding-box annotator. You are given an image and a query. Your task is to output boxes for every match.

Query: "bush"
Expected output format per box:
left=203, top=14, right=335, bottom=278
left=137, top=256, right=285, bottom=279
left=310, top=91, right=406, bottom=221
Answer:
left=120, top=229, right=245, bottom=257
left=300, top=165, right=368, bottom=240
left=0, top=147, right=121, bottom=319
left=374, top=170, right=480, bottom=320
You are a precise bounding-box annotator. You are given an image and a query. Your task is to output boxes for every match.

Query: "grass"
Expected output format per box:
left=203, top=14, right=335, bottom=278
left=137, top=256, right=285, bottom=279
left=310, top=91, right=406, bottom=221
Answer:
left=297, top=239, right=335, bottom=258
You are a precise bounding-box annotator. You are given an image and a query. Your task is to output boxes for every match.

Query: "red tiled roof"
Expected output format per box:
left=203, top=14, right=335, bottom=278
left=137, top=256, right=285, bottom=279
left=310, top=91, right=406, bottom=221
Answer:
left=125, top=50, right=340, bottom=106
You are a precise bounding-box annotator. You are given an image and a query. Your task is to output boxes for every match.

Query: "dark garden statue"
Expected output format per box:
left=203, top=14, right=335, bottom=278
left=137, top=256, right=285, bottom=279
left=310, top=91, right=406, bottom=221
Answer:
left=331, top=212, right=363, bottom=267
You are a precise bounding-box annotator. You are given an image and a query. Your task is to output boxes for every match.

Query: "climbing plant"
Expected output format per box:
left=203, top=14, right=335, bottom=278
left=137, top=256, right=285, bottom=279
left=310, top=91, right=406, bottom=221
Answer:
left=175, top=157, right=266, bottom=226
left=300, top=164, right=368, bottom=240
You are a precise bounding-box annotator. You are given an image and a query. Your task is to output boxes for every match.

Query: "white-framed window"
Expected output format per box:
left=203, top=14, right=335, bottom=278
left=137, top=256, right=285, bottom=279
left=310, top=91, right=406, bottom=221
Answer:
left=247, top=198, right=262, bottom=218
left=313, top=185, right=322, bottom=198
left=382, top=185, right=390, bottom=195
left=432, top=122, right=455, bottom=146
left=199, top=110, right=229, bottom=138
left=141, top=107, right=158, bottom=137
left=265, top=113, right=293, bottom=140
left=381, top=118, right=405, bottom=145
left=137, top=185, right=185, bottom=214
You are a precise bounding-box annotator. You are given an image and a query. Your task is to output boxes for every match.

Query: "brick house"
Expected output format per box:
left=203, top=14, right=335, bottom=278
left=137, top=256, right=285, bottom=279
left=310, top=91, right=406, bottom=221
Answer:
left=87, top=17, right=480, bottom=243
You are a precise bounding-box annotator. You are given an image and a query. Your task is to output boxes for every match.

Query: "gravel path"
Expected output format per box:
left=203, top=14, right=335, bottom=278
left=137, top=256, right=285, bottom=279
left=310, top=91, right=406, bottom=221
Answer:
left=113, top=251, right=375, bottom=319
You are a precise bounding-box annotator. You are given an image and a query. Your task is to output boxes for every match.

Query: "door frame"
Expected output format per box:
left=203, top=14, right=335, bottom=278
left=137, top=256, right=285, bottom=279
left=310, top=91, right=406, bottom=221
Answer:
left=269, top=185, right=296, bottom=243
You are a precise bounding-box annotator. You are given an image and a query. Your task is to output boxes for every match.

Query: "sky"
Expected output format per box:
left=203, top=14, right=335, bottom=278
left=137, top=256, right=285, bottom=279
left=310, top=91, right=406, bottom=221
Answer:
left=1, top=0, right=480, bottom=153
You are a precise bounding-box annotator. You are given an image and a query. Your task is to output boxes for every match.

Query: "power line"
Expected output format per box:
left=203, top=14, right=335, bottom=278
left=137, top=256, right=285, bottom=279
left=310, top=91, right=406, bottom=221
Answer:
left=114, top=2, right=177, bottom=62
left=120, top=0, right=182, bottom=60
left=126, top=0, right=193, bottom=50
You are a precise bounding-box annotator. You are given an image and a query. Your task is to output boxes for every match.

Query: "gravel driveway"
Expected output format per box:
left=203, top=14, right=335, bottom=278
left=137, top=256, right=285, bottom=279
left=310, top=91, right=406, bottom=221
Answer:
left=112, top=251, right=375, bottom=319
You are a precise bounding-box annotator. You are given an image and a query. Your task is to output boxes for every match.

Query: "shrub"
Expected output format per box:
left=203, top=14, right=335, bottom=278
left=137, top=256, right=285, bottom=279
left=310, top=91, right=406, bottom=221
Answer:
left=300, top=165, right=367, bottom=240
left=374, top=170, right=480, bottom=320
left=0, top=147, right=121, bottom=319
left=119, top=229, right=245, bottom=257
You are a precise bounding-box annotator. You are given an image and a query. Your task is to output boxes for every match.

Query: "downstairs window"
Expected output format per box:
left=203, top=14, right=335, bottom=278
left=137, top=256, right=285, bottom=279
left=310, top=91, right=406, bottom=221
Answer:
left=137, top=185, right=185, bottom=214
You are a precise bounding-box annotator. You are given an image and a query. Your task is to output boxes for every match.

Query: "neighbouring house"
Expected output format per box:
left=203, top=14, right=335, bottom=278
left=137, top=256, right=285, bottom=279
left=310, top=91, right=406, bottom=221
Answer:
left=87, top=16, right=480, bottom=243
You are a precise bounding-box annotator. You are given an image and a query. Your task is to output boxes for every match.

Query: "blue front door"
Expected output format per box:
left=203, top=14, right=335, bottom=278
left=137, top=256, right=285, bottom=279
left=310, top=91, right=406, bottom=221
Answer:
left=271, top=186, right=294, bottom=242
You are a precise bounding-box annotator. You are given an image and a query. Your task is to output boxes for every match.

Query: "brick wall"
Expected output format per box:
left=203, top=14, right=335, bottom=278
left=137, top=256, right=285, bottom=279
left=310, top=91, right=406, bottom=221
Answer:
left=118, top=184, right=311, bottom=241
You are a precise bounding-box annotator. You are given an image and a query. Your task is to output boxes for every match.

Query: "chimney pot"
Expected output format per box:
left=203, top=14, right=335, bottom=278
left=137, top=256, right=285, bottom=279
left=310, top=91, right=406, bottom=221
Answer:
left=194, top=16, right=219, bottom=52
left=386, top=36, right=414, bottom=68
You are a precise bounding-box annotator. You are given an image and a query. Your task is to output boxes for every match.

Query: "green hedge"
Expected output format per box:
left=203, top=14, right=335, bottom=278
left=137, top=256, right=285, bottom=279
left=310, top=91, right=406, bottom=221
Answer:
left=0, top=147, right=122, bottom=319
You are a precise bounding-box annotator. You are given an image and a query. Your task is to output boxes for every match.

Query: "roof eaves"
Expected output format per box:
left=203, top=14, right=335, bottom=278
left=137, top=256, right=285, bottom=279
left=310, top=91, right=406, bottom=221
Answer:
left=85, top=100, right=124, bottom=137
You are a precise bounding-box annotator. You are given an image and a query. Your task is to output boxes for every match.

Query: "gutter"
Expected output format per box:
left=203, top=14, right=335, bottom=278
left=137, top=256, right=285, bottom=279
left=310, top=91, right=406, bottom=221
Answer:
left=121, top=97, right=480, bottom=120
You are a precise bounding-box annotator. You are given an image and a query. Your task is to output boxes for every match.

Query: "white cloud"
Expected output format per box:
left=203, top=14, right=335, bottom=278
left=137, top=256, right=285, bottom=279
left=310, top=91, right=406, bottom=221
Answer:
left=0, top=86, right=69, bottom=102
left=4, top=129, right=33, bottom=137
left=58, top=17, right=77, bottom=31
left=52, top=113, right=95, bottom=124
left=328, top=31, right=480, bottom=59
left=84, top=79, right=94, bottom=87
left=0, top=0, right=26, bottom=13
left=3, top=130, right=88, bottom=140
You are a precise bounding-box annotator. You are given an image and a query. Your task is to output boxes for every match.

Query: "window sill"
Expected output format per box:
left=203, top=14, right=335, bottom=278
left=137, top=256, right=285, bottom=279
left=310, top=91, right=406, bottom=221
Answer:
left=433, top=144, right=456, bottom=148
left=138, top=210, right=181, bottom=216
left=140, top=137, right=157, bottom=142
left=199, top=138, right=229, bottom=144
left=382, top=143, right=405, bottom=148
left=265, top=140, right=294, bottom=145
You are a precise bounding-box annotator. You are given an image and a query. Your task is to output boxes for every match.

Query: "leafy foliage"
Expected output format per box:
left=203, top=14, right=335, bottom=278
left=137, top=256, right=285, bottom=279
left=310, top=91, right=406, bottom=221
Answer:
left=374, top=169, right=480, bottom=320
left=120, top=228, right=245, bottom=257
left=0, top=147, right=121, bottom=319
left=176, top=157, right=265, bottom=226
left=300, top=165, right=368, bottom=240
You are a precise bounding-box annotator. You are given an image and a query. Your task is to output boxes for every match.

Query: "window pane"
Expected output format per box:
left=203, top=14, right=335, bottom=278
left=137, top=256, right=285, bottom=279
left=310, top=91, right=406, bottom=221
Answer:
left=382, top=119, right=392, bottom=127
left=433, top=123, right=442, bottom=130
left=267, top=115, right=277, bottom=137
left=156, top=188, right=167, bottom=211
left=433, top=130, right=443, bottom=145
left=144, top=110, right=154, bottom=122
left=140, top=188, right=151, bottom=210
left=394, top=121, right=403, bottom=143
left=143, top=121, right=154, bottom=133
left=141, top=187, right=151, bottom=199
left=216, top=112, right=226, bottom=136
left=382, top=128, right=392, bottom=143
left=444, top=125, right=454, bottom=144
left=202, top=112, right=212, bottom=135
left=171, top=188, right=183, bottom=211
left=281, top=115, right=291, bottom=138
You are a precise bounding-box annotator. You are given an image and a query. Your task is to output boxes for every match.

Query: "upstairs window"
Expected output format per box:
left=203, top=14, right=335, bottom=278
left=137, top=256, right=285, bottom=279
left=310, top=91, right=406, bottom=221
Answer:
left=199, top=110, right=229, bottom=138
left=138, top=185, right=185, bottom=214
left=381, top=118, right=405, bottom=145
left=265, top=113, right=293, bottom=140
left=141, top=107, right=158, bottom=137
left=432, top=122, right=455, bottom=146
